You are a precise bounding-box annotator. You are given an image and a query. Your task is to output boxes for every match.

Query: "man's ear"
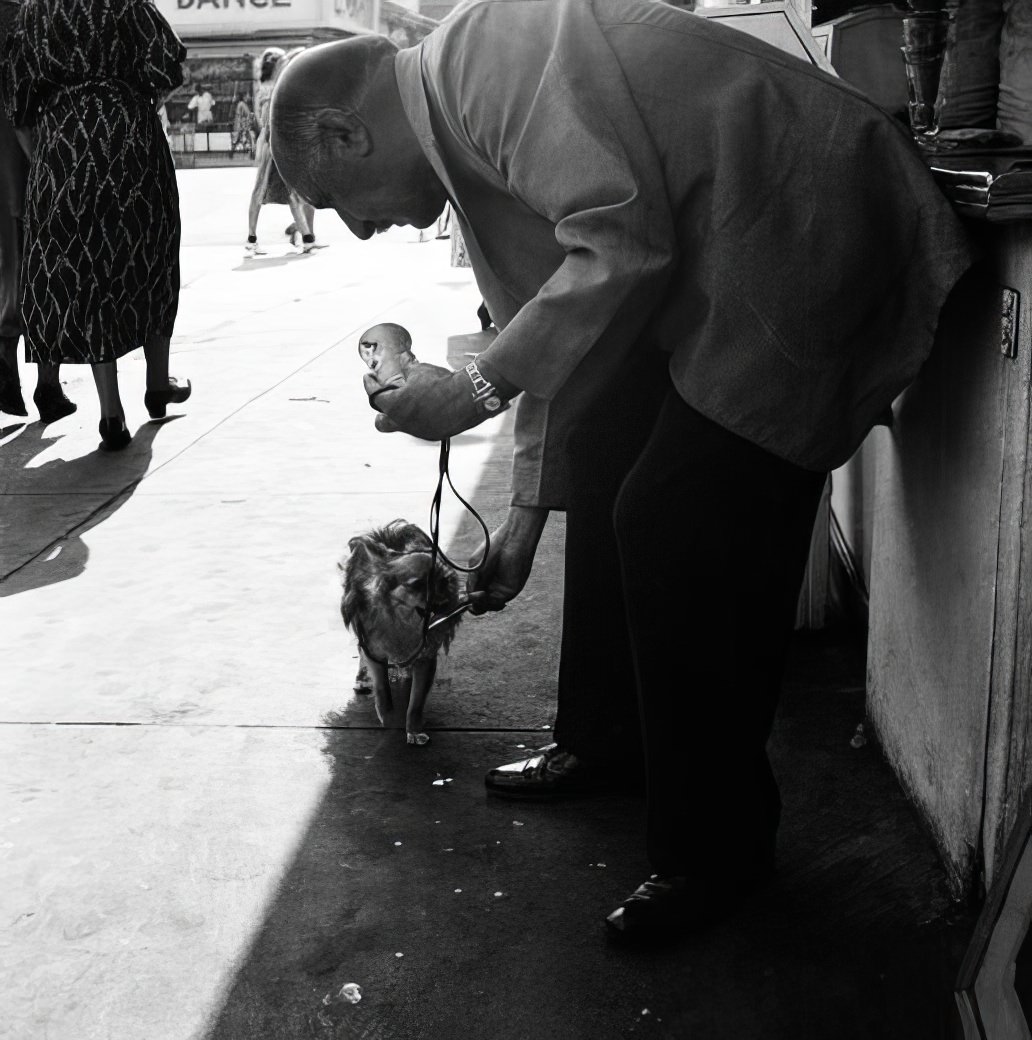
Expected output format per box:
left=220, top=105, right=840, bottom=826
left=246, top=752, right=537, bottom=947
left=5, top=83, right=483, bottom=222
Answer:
left=314, top=108, right=372, bottom=158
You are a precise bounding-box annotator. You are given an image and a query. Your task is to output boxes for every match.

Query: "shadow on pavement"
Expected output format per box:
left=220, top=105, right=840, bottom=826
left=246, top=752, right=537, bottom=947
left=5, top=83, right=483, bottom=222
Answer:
left=201, top=633, right=974, bottom=1040
left=0, top=419, right=168, bottom=595
left=234, top=251, right=317, bottom=272
left=198, top=403, right=973, bottom=1038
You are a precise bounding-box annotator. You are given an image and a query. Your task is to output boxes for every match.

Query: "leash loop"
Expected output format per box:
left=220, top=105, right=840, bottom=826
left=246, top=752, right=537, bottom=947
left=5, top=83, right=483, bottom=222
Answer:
left=363, top=437, right=490, bottom=670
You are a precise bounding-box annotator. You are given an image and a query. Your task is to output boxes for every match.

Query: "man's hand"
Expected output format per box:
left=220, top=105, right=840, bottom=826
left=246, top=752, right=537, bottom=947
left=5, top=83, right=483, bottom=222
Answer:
left=466, top=505, right=549, bottom=614
left=363, top=362, right=489, bottom=441
left=364, top=355, right=518, bottom=441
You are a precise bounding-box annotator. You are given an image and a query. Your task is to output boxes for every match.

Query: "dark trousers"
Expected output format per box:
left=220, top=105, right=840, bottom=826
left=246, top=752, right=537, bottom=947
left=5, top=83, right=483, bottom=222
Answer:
left=553, top=361, right=826, bottom=880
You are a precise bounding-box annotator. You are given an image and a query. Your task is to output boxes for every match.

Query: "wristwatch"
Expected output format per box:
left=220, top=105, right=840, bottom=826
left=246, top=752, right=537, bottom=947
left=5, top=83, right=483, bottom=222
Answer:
left=464, top=359, right=503, bottom=413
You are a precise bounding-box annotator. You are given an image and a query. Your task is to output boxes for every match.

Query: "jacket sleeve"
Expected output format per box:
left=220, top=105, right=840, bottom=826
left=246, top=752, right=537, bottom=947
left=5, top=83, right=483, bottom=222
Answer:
left=466, top=4, right=677, bottom=401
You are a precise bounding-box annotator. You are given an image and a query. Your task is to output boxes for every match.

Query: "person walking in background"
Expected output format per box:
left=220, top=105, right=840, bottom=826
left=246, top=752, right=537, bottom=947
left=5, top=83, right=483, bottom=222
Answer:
left=245, top=47, right=318, bottom=256
left=1, top=0, right=192, bottom=452
left=277, top=50, right=325, bottom=252
left=0, top=0, right=74, bottom=423
left=230, top=92, right=253, bottom=158
left=187, top=82, right=214, bottom=126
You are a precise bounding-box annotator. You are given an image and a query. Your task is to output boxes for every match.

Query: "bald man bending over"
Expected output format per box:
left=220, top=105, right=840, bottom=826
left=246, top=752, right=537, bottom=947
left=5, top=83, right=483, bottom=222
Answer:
left=271, top=0, right=972, bottom=942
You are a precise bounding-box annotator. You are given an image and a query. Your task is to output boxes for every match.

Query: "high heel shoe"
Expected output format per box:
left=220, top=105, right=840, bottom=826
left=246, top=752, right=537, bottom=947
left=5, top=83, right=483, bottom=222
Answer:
left=33, top=383, right=77, bottom=424
left=0, top=358, right=28, bottom=417
left=144, top=377, right=191, bottom=419
left=98, top=416, right=132, bottom=452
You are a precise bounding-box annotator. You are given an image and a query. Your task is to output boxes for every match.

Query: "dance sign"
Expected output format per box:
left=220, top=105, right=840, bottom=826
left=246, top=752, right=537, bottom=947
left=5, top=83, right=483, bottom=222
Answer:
left=155, top=0, right=374, bottom=32
left=174, top=0, right=295, bottom=7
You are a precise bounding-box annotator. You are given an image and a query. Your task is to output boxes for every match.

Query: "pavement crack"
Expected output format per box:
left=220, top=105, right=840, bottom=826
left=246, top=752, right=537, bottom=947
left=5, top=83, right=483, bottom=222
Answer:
left=0, top=720, right=551, bottom=732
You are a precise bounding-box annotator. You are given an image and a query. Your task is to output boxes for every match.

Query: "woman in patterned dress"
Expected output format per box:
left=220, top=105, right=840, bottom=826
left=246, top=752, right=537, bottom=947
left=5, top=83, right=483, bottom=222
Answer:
left=1, top=0, right=192, bottom=451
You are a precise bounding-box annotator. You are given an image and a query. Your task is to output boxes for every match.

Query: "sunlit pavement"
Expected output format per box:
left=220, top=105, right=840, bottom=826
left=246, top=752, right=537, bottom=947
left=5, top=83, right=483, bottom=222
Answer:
left=0, top=169, right=968, bottom=1040
left=0, top=167, right=560, bottom=1039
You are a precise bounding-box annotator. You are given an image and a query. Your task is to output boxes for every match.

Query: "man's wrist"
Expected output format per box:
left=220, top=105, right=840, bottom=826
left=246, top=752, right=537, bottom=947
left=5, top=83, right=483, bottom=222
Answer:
left=506, top=504, right=549, bottom=545
left=463, top=359, right=505, bottom=415
left=469, top=355, right=518, bottom=402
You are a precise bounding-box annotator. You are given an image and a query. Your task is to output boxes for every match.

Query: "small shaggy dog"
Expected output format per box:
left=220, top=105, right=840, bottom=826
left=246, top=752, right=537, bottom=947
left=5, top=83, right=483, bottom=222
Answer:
left=339, top=520, right=464, bottom=745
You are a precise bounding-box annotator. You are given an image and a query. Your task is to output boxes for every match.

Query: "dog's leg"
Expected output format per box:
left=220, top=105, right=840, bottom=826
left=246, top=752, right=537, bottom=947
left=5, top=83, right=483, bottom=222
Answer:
left=406, top=656, right=437, bottom=746
left=364, top=653, right=392, bottom=726
left=354, top=658, right=372, bottom=693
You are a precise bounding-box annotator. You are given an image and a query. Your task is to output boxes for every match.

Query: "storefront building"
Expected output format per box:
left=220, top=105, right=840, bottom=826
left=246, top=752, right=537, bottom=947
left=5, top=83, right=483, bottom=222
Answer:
left=155, top=0, right=438, bottom=162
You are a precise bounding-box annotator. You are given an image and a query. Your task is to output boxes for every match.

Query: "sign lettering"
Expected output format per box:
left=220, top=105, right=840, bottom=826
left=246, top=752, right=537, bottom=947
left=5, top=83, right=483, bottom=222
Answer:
left=176, top=0, right=292, bottom=8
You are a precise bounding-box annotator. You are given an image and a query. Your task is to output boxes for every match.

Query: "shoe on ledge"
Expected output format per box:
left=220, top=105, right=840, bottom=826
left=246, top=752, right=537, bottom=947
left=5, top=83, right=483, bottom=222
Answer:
left=145, top=376, right=191, bottom=419
left=484, top=743, right=636, bottom=800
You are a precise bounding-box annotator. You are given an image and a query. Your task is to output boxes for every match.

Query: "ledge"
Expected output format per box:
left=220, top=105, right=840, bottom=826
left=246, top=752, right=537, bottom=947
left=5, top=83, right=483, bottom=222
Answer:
left=925, top=144, right=1032, bottom=223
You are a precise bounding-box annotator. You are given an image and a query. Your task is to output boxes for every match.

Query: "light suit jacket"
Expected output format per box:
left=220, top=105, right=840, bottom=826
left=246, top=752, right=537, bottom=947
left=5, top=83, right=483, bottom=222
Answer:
left=395, top=0, right=974, bottom=507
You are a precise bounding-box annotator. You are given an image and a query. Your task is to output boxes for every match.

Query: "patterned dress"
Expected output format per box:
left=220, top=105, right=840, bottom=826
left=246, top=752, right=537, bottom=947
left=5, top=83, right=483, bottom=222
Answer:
left=0, top=0, right=186, bottom=365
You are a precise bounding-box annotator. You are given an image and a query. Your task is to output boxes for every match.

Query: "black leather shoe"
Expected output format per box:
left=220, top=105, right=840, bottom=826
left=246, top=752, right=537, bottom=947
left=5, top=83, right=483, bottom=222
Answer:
left=0, top=358, right=27, bottom=417
left=99, top=417, right=132, bottom=452
left=144, top=376, right=191, bottom=419
left=33, top=383, right=77, bottom=424
left=606, top=865, right=775, bottom=943
left=484, top=743, right=629, bottom=800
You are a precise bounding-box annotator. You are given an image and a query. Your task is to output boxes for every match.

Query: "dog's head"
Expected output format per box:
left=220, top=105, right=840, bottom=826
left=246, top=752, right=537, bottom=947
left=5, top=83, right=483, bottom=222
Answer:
left=342, top=534, right=435, bottom=613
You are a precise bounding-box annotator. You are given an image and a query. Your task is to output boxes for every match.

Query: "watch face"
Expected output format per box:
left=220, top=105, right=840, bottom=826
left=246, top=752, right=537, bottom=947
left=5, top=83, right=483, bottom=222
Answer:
left=484, top=396, right=501, bottom=412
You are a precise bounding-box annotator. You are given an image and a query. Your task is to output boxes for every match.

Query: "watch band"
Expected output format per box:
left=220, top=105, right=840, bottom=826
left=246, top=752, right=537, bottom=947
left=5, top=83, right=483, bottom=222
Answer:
left=464, top=359, right=503, bottom=412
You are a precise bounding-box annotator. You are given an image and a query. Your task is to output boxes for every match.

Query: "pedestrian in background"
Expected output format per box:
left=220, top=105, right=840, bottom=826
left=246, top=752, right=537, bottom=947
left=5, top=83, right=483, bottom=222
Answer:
left=231, top=93, right=254, bottom=158
left=1, top=0, right=192, bottom=451
left=0, top=0, right=73, bottom=423
left=245, top=47, right=318, bottom=256
left=187, top=82, right=214, bottom=126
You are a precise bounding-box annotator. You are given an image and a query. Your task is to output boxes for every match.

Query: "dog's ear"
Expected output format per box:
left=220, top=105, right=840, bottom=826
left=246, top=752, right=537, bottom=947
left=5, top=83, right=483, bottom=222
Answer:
left=347, top=534, right=384, bottom=556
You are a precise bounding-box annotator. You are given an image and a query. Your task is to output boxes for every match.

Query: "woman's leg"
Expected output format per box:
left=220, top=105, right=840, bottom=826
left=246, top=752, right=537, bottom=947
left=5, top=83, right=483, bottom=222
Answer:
left=142, top=332, right=189, bottom=419
left=91, top=360, right=123, bottom=419
left=31, top=360, right=76, bottom=422
left=143, top=333, right=169, bottom=390
left=248, top=135, right=272, bottom=240
left=36, top=361, right=61, bottom=388
left=286, top=193, right=311, bottom=238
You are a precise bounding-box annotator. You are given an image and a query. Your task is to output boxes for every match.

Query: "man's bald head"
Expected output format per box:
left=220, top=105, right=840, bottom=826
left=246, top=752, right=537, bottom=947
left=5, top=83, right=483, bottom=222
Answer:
left=270, top=35, right=446, bottom=240
left=274, top=35, right=396, bottom=125
left=271, top=36, right=396, bottom=191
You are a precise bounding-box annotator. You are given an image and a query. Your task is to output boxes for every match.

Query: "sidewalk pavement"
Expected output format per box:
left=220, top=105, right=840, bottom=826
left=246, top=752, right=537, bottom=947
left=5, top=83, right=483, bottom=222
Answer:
left=1, top=168, right=971, bottom=1039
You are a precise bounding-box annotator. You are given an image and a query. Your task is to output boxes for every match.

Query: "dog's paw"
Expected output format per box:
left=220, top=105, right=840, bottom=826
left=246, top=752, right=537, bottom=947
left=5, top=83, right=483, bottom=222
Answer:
left=406, top=731, right=430, bottom=746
